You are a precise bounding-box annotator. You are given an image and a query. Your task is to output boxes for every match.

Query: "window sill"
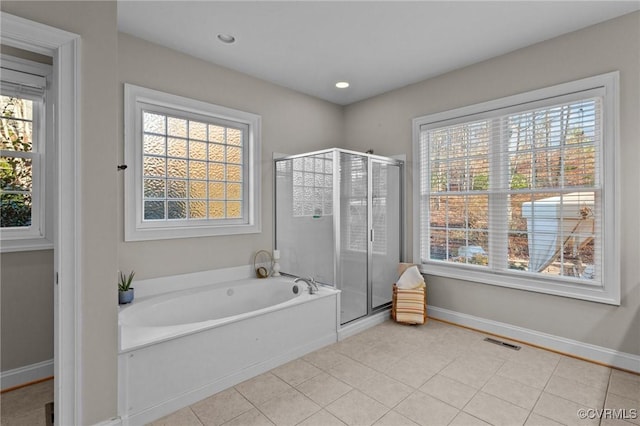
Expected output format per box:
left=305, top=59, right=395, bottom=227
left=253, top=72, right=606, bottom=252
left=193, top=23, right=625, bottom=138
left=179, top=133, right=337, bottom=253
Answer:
left=419, top=261, right=620, bottom=306
left=0, top=238, right=53, bottom=253
left=125, top=222, right=261, bottom=242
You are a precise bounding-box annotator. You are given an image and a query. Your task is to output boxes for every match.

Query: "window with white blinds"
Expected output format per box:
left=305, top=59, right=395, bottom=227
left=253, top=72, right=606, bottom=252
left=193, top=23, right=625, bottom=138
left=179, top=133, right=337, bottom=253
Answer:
left=413, top=73, right=620, bottom=304
left=0, top=56, right=52, bottom=252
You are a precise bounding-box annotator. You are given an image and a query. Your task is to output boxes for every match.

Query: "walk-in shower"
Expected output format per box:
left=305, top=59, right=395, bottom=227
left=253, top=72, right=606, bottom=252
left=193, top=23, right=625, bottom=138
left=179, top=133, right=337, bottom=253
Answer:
left=275, top=148, right=404, bottom=325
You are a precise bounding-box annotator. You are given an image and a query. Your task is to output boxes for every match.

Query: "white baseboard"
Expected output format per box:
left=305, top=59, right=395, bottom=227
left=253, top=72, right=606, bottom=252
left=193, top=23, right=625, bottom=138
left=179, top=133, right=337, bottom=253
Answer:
left=428, top=305, right=640, bottom=373
left=1, top=359, right=53, bottom=391
left=338, top=309, right=390, bottom=340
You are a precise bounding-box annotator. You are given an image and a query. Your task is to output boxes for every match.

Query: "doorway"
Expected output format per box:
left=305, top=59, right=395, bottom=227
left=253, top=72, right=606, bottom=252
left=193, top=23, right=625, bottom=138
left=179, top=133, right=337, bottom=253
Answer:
left=1, top=12, right=81, bottom=425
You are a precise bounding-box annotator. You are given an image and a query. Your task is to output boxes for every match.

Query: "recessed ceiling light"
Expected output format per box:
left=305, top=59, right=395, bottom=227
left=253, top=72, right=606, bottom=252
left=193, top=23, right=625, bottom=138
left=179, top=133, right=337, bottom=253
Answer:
left=217, top=33, right=236, bottom=44
left=335, top=81, right=350, bottom=89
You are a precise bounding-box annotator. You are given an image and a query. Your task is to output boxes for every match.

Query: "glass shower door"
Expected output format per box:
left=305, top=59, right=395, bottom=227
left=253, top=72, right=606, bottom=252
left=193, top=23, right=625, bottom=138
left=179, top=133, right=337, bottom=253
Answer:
left=370, top=160, right=402, bottom=310
left=338, top=152, right=368, bottom=324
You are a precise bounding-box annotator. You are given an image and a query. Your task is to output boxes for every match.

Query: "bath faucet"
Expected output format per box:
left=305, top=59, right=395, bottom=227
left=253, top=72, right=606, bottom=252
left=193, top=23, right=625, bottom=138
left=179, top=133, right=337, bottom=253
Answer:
left=294, top=277, right=319, bottom=294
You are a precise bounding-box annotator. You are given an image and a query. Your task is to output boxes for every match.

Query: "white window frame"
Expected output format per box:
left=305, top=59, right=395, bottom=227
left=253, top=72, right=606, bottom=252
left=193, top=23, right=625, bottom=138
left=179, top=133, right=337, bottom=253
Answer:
left=124, top=84, right=261, bottom=241
left=413, top=72, right=620, bottom=305
left=0, top=55, right=53, bottom=252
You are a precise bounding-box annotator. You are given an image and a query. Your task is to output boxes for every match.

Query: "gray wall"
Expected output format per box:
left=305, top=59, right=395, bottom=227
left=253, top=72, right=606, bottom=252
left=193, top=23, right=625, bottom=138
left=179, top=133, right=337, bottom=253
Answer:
left=117, top=33, right=344, bottom=279
left=344, top=12, right=640, bottom=355
left=0, top=250, right=53, bottom=371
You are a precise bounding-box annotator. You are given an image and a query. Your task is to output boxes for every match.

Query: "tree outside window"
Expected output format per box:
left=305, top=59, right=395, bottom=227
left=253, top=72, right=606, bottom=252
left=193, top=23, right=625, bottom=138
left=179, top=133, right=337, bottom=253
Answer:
left=1, top=95, right=34, bottom=228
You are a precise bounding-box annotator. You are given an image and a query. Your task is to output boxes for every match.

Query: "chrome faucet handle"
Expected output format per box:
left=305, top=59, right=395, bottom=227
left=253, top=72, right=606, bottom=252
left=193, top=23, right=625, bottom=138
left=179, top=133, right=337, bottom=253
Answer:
left=308, top=277, right=319, bottom=293
left=293, top=276, right=319, bottom=294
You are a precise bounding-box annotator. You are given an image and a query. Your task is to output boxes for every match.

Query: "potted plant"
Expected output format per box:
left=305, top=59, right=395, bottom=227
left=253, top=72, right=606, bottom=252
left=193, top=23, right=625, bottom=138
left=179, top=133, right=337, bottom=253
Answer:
left=118, top=271, right=135, bottom=305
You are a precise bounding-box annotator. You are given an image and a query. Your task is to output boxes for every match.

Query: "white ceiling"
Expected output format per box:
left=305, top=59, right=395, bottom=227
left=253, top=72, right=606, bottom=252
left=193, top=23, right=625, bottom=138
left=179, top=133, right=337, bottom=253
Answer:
left=118, top=1, right=639, bottom=105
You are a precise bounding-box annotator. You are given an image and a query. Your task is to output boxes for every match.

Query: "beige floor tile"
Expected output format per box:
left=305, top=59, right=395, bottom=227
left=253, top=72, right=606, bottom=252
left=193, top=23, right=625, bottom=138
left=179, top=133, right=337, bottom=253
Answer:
left=464, top=392, right=530, bottom=426
left=357, top=373, right=413, bottom=408
left=257, top=388, right=320, bottom=426
left=296, top=372, right=352, bottom=406
left=554, top=357, right=611, bottom=391
left=221, top=408, right=274, bottom=426
left=394, top=391, right=459, bottom=426
left=448, top=411, right=491, bottom=426
left=443, top=327, right=483, bottom=346
left=400, top=350, right=455, bottom=375
left=511, top=345, right=562, bottom=370
left=327, top=357, right=379, bottom=389
left=608, top=372, right=640, bottom=402
left=600, top=419, right=640, bottom=426
left=372, top=339, right=422, bottom=359
left=524, top=413, right=565, bottom=426
left=326, top=389, right=389, bottom=426
left=496, top=359, right=555, bottom=389
left=545, top=374, right=606, bottom=409
left=334, top=336, right=377, bottom=359
left=234, top=372, right=292, bottom=406
left=343, top=329, right=381, bottom=346
left=296, top=409, right=347, bottom=426
left=359, top=322, right=412, bottom=343
left=350, top=346, right=401, bottom=373
left=149, top=407, right=203, bottom=426
left=482, top=375, right=542, bottom=410
left=439, top=355, right=503, bottom=389
left=419, top=374, right=477, bottom=409
left=191, top=387, right=254, bottom=426
left=271, top=358, right=322, bottom=387
left=372, top=410, right=420, bottom=426
left=382, top=357, right=437, bottom=389
left=303, top=346, right=351, bottom=371
left=611, top=369, right=640, bottom=384
left=424, top=340, right=471, bottom=360
left=605, top=393, right=640, bottom=426
left=533, top=392, right=599, bottom=426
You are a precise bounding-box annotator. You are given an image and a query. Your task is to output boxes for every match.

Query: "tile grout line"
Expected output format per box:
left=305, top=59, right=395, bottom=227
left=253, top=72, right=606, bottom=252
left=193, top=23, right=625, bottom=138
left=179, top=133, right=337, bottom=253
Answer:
left=522, top=351, right=563, bottom=426
left=598, top=369, right=613, bottom=426
left=230, top=385, right=274, bottom=426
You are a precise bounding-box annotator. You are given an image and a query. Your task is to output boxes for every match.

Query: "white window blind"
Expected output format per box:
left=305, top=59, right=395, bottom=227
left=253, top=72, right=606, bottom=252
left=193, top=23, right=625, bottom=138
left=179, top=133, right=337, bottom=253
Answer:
left=413, top=73, right=619, bottom=304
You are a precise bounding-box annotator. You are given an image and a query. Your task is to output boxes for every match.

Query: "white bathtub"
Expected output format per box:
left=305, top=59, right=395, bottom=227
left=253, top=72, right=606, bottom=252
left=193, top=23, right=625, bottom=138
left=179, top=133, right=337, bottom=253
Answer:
left=118, top=273, right=339, bottom=425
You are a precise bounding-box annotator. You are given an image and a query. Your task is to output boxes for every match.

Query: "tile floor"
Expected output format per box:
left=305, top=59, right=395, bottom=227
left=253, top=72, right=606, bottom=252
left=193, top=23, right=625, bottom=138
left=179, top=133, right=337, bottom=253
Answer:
left=150, top=319, right=639, bottom=426
left=1, top=319, right=638, bottom=426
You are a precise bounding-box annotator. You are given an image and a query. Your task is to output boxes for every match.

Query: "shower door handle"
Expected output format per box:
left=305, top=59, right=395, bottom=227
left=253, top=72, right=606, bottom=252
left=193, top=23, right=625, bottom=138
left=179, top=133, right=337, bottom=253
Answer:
left=370, top=229, right=374, bottom=242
